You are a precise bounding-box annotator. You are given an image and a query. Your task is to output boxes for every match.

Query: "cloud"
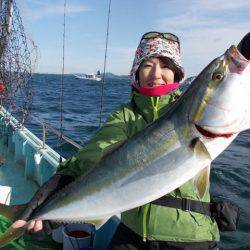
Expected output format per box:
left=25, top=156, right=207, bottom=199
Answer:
left=110, top=47, right=135, bottom=58
left=19, top=0, right=90, bottom=21
left=180, top=25, right=250, bottom=76
left=154, top=1, right=250, bottom=76
left=33, top=1, right=90, bottom=14
left=17, top=0, right=250, bottom=75
left=197, top=0, right=250, bottom=11
left=155, top=0, right=250, bottom=32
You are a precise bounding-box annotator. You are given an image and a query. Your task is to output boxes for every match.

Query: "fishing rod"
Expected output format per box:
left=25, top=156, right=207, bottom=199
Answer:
left=99, top=0, right=112, bottom=127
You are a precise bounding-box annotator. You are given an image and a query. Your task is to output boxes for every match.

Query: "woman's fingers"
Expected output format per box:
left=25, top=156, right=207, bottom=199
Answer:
left=12, top=220, right=26, bottom=228
left=32, top=220, right=43, bottom=233
left=12, top=219, right=43, bottom=233
left=27, top=220, right=35, bottom=231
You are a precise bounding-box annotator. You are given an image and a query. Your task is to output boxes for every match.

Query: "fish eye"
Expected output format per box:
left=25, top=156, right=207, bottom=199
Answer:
left=212, top=71, right=224, bottom=81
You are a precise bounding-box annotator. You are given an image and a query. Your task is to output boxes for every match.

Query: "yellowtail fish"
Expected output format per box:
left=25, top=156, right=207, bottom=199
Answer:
left=0, top=45, right=249, bottom=247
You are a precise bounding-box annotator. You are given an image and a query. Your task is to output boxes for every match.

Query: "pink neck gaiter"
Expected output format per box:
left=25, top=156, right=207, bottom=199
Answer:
left=138, top=83, right=179, bottom=97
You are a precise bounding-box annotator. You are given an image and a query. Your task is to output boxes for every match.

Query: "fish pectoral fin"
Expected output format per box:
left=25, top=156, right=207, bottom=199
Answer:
left=0, top=203, right=27, bottom=222
left=192, top=138, right=212, bottom=162
left=0, top=224, right=27, bottom=248
left=194, top=164, right=211, bottom=197
left=191, top=138, right=212, bottom=197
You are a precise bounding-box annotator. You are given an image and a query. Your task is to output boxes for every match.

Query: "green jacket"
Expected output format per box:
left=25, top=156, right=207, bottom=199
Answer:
left=57, top=90, right=220, bottom=243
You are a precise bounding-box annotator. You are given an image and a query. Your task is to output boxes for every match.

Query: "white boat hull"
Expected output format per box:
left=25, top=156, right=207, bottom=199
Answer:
left=74, top=74, right=102, bottom=81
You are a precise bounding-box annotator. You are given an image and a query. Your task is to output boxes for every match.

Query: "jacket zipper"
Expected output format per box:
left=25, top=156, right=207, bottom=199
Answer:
left=142, top=96, right=160, bottom=241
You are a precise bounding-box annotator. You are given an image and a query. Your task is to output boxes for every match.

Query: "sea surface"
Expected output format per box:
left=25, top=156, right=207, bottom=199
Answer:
left=24, top=74, right=250, bottom=250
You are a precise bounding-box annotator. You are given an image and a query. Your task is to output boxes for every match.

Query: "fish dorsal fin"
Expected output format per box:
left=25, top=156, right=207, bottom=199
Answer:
left=102, top=140, right=125, bottom=158
left=194, top=164, right=211, bottom=197
left=53, top=217, right=111, bottom=230
left=84, top=217, right=110, bottom=230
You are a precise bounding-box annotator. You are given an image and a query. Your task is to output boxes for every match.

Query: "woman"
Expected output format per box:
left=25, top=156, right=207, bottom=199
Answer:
left=107, top=32, right=219, bottom=250
left=12, top=32, right=250, bottom=250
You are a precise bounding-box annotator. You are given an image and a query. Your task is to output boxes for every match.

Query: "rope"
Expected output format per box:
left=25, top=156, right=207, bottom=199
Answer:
left=99, top=0, right=112, bottom=127
left=59, top=0, right=67, bottom=162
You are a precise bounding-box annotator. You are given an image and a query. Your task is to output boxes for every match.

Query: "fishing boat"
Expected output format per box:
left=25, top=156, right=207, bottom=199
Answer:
left=74, top=71, right=102, bottom=81
left=0, top=1, right=118, bottom=249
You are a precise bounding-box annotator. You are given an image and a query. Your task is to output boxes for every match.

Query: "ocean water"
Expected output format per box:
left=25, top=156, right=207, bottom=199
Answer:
left=25, top=74, right=249, bottom=249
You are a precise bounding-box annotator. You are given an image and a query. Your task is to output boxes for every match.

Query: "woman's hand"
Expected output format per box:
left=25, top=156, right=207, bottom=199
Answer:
left=12, top=219, right=43, bottom=233
left=11, top=174, right=74, bottom=233
left=10, top=174, right=74, bottom=234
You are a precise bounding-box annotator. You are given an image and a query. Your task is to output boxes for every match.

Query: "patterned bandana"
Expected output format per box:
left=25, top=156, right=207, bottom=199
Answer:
left=130, top=36, right=184, bottom=88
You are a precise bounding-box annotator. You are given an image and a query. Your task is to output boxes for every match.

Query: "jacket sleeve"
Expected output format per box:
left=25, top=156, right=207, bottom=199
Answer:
left=56, top=106, right=129, bottom=177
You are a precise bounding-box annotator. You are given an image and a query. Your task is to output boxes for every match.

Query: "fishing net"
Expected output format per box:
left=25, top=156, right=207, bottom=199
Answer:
left=0, top=0, right=36, bottom=126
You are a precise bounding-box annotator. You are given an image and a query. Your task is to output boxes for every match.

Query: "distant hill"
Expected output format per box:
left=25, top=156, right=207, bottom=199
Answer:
left=33, top=72, right=130, bottom=79
left=100, top=72, right=130, bottom=79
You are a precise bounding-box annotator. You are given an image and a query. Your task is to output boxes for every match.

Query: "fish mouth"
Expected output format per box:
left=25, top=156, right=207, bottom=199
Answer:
left=195, top=124, right=235, bottom=139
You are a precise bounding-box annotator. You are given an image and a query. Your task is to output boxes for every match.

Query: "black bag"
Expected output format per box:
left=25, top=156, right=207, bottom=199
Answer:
left=210, top=200, right=240, bottom=231
left=151, top=195, right=240, bottom=232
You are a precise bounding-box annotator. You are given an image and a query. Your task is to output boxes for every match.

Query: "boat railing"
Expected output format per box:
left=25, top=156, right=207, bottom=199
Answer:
left=0, top=105, right=82, bottom=186
left=31, top=114, right=83, bottom=150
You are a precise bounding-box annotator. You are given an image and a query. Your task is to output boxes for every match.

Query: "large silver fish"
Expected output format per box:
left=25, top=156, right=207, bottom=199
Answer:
left=0, top=45, right=250, bottom=246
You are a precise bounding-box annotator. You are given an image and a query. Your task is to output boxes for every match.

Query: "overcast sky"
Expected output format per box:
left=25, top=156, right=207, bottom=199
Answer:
left=18, top=0, right=250, bottom=77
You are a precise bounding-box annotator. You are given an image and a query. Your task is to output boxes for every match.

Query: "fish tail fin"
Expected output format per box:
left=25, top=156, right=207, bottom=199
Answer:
left=0, top=203, right=27, bottom=222
left=0, top=225, right=26, bottom=248
left=0, top=203, right=28, bottom=247
left=194, top=164, right=211, bottom=197
left=0, top=203, right=16, bottom=222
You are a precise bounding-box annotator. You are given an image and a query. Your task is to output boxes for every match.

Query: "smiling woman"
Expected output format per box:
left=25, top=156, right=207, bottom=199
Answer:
left=138, top=57, right=175, bottom=87
left=137, top=57, right=184, bottom=87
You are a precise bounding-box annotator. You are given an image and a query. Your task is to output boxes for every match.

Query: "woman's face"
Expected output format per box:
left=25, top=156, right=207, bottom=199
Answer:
left=138, top=57, right=175, bottom=87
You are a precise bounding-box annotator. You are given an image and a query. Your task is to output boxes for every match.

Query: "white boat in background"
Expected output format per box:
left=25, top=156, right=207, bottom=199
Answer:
left=74, top=70, right=102, bottom=81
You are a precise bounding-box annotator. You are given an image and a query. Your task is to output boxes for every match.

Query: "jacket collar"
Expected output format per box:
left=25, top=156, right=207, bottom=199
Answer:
left=132, top=89, right=181, bottom=123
